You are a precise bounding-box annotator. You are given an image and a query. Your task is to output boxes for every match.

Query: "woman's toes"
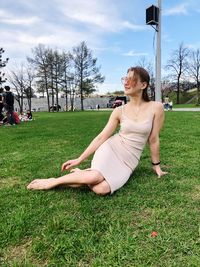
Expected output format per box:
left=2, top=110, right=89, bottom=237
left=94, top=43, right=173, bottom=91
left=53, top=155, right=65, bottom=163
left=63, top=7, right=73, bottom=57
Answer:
left=27, top=180, right=38, bottom=189
left=27, top=178, right=56, bottom=190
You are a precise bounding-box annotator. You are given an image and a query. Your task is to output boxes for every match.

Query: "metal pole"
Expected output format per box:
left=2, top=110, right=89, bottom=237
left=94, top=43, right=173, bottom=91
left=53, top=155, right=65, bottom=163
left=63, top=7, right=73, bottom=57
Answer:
left=155, top=0, right=161, bottom=101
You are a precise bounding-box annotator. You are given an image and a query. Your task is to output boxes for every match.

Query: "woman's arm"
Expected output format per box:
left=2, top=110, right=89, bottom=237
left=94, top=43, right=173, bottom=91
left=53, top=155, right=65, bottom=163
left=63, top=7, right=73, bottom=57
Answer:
left=62, top=107, right=121, bottom=171
left=148, top=102, right=167, bottom=177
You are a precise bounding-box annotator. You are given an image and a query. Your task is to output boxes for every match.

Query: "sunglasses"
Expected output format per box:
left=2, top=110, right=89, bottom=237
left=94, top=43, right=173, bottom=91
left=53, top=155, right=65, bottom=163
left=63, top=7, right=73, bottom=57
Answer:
left=121, top=76, right=132, bottom=84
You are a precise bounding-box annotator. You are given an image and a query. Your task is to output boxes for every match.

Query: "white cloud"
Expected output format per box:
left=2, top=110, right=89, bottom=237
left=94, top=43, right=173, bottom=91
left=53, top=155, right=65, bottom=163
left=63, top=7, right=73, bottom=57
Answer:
left=56, top=0, right=117, bottom=31
left=2, top=23, right=103, bottom=64
left=163, top=3, right=189, bottom=16
left=56, top=0, right=146, bottom=33
left=122, top=50, right=148, bottom=57
left=64, top=12, right=146, bottom=32
left=0, top=9, right=7, bottom=16
left=0, top=8, right=41, bottom=25
left=66, top=11, right=112, bottom=30
left=1, top=0, right=148, bottom=65
left=2, top=17, right=41, bottom=25
left=120, top=21, right=147, bottom=31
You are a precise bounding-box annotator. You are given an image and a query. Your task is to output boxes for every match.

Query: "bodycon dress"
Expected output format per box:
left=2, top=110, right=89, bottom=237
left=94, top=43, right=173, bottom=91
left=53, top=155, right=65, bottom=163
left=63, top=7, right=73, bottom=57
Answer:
left=91, top=105, right=154, bottom=194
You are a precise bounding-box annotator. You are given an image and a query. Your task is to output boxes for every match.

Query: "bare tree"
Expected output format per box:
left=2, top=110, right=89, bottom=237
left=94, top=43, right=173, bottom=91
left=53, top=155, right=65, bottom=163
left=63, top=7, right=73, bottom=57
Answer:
left=46, top=49, right=55, bottom=111
left=68, top=78, right=77, bottom=111
left=27, top=42, right=105, bottom=111
left=71, top=41, right=105, bottom=110
left=8, top=64, right=26, bottom=112
left=166, top=43, right=189, bottom=104
left=45, top=49, right=63, bottom=112
left=137, top=56, right=155, bottom=100
left=52, top=50, right=64, bottom=111
left=60, top=52, right=73, bottom=111
left=189, top=49, right=200, bottom=105
left=8, top=63, right=36, bottom=112
left=28, top=44, right=51, bottom=111
left=24, top=64, right=36, bottom=111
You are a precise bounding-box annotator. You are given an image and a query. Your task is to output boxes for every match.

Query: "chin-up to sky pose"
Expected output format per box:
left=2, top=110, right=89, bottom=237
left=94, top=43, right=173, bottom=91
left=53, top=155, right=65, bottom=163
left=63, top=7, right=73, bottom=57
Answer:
left=27, top=66, right=167, bottom=195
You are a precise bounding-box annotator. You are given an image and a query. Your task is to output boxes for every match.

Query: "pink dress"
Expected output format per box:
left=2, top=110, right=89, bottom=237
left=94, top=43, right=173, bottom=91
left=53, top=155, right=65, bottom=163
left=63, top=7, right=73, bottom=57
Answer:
left=91, top=105, right=154, bottom=194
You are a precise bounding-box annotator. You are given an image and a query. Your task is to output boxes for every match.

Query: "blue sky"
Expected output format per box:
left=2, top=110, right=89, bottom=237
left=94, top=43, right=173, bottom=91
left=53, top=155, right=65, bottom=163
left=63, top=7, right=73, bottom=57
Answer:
left=1, top=0, right=200, bottom=93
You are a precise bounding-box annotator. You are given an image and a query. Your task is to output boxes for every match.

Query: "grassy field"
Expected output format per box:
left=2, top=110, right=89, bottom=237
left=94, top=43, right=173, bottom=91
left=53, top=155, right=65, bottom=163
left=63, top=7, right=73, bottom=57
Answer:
left=173, top=104, right=200, bottom=108
left=0, top=111, right=199, bottom=267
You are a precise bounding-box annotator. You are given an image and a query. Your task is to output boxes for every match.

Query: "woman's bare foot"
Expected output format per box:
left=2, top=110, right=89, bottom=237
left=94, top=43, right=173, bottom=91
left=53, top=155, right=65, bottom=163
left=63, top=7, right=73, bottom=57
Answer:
left=27, top=178, right=57, bottom=190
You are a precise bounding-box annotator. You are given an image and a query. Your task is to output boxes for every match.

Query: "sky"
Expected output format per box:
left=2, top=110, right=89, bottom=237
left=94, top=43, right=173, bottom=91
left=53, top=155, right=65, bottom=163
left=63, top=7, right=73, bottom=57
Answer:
left=1, top=0, right=200, bottom=94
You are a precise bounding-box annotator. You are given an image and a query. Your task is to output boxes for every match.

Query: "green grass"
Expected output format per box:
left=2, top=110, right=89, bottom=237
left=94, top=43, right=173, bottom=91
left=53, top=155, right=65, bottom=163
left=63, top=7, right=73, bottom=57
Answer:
left=0, top=111, right=200, bottom=267
left=173, top=103, right=200, bottom=108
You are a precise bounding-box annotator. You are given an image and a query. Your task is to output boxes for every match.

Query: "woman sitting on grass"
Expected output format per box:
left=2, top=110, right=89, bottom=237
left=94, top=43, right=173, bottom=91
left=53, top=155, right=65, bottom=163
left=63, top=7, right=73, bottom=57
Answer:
left=27, top=67, right=167, bottom=194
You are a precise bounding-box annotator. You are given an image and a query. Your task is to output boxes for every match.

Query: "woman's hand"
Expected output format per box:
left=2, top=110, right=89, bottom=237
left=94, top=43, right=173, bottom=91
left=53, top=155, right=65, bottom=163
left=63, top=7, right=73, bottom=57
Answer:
left=61, top=158, right=81, bottom=171
left=152, top=165, right=168, bottom=178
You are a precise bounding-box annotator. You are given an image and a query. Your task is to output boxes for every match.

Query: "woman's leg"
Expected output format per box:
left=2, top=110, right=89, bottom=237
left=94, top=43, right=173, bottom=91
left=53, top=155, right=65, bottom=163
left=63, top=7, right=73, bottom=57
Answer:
left=27, top=169, right=104, bottom=190
left=59, top=168, right=87, bottom=188
left=89, top=180, right=111, bottom=195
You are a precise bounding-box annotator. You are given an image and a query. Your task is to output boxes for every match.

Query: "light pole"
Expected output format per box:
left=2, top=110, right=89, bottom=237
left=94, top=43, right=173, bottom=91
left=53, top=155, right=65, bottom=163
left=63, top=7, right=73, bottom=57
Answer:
left=155, top=0, right=161, bottom=102
left=146, top=0, right=162, bottom=102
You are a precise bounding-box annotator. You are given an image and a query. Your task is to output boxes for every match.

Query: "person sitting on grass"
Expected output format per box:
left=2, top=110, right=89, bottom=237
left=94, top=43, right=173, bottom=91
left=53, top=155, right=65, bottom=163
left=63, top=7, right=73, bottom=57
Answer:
left=27, top=110, right=33, bottom=120
left=19, top=112, right=29, bottom=122
left=13, top=111, right=20, bottom=124
left=27, top=67, right=167, bottom=195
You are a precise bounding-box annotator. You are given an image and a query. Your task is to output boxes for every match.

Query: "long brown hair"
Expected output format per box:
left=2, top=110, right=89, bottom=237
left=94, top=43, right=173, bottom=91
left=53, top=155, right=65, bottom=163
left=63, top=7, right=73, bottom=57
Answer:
left=127, top=66, right=150, bottom=102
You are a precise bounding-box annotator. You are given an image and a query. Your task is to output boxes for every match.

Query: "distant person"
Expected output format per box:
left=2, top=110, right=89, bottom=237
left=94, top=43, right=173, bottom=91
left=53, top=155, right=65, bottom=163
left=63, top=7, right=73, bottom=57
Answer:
left=2, top=114, right=7, bottom=125
left=19, top=112, right=29, bottom=122
left=169, top=101, right=173, bottom=111
left=3, top=86, right=15, bottom=125
left=164, top=96, right=169, bottom=110
left=27, top=110, right=33, bottom=120
left=27, top=66, right=167, bottom=194
left=13, top=111, right=20, bottom=124
left=0, top=88, right=4, bottom=122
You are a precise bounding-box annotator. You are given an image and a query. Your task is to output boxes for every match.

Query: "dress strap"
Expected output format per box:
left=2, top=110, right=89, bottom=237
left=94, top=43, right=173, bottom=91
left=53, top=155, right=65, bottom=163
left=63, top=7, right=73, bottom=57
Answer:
left=120, top=105, right=124, bottom=122
left=121, top=105, right=124, bottom=114
left=150, top=101, right=155, bottom=117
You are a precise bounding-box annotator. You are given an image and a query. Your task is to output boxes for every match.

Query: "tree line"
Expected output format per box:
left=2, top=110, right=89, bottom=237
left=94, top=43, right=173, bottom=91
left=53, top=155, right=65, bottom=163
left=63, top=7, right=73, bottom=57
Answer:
left=8, top=41, right=104, bottom=112
left=4, top=41, right=200, bottom=112
left=136, top=43, right=200, bottom=105
left=165, top=42, right=200, bottom=105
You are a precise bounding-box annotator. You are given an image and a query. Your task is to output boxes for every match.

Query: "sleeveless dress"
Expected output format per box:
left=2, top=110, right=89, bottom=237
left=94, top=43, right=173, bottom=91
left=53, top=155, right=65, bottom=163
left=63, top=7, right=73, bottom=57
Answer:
left=91, top=105, right=154, bottom=194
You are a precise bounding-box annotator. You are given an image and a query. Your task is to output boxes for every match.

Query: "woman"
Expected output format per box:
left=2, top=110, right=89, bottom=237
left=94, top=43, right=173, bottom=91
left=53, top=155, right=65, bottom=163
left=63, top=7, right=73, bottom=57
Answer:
left=27, top=67, right=167, bottom=194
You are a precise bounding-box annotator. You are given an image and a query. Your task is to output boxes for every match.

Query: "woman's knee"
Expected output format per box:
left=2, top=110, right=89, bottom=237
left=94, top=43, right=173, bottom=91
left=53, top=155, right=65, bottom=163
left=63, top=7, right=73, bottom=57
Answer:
left=91, top=181, right=111, bottom=195
left=86, top=170, right=103, bottom=184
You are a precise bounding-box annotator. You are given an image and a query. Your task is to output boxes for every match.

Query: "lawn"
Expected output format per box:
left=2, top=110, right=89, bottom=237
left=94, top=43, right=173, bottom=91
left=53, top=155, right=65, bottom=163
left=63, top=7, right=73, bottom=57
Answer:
left=173, top=103, right=200, bottom=108
left=0, top=111, right=199, bottom=267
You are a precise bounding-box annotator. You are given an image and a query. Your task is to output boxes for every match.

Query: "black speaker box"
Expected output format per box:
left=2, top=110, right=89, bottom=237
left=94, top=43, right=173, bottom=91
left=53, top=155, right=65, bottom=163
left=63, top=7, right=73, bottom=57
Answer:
left=146, top=5, right=159, bottom=25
